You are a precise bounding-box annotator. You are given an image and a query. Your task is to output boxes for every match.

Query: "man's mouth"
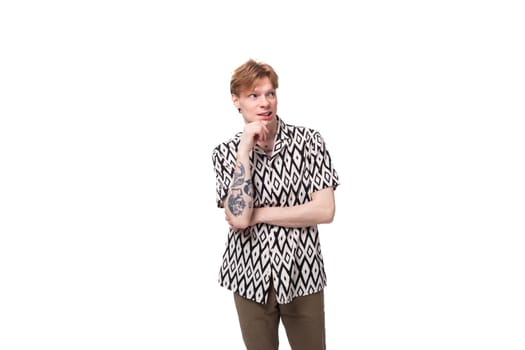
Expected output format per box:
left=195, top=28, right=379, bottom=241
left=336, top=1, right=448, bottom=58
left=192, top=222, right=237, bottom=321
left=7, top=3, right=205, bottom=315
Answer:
left=258, top=111, right=272, bottom=118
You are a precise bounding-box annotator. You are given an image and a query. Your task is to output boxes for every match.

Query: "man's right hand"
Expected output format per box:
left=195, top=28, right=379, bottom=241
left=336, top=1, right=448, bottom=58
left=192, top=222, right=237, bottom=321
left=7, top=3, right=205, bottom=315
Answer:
left=238, top=121, right=269, bottom=154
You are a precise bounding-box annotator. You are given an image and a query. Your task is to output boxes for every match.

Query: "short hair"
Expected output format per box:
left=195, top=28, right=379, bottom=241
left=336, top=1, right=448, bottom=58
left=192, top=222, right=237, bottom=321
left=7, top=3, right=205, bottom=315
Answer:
left=230, top=59, right=279, bottom=96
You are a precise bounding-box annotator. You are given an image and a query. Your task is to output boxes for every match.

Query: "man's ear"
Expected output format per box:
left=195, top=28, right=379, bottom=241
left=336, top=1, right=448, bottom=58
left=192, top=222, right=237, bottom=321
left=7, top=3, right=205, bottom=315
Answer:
left=232, top=94, right=240, bottom=109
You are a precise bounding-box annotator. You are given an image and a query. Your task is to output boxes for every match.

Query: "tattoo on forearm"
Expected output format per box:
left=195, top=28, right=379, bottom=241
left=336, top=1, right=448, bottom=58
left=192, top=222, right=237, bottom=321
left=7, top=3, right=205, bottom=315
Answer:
left=228, top=189, right=246, bottom=216
left=228, top=163, right=254, bottom=216
left=244, top=179, right=253, bottom=196
left=232, top=163, right=246, bottom=187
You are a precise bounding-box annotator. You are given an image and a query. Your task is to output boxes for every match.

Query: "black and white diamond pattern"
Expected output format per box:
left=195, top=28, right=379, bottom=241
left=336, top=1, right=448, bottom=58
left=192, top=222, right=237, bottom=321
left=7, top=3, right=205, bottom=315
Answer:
left=212, top=117, right=339, bottom=304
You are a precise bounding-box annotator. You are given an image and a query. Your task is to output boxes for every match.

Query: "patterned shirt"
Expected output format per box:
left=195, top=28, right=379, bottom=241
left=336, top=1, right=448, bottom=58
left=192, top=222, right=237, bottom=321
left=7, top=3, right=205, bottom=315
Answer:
left=212, top=117, right=340, bottom=304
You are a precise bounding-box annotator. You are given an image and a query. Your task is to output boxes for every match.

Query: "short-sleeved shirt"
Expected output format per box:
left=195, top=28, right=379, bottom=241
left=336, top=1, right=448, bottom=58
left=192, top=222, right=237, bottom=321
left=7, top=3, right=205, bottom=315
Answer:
left=212, top=117, right=339, bottom=304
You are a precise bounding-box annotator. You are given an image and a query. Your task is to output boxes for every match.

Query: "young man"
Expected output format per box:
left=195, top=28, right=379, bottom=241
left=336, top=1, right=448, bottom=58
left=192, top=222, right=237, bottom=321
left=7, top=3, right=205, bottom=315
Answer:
left=212, top=59, right=339, bottom=350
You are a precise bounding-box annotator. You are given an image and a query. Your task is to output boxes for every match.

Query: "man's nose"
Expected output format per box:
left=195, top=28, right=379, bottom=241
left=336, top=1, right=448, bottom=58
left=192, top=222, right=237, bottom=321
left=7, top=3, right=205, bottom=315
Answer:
left=259, top=95, right=270, bottom=106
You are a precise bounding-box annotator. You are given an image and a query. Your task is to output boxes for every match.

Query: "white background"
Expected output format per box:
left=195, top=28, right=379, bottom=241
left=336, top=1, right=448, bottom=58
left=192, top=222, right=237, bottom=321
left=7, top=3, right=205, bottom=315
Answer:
left=1, top=0, right=524, bottom=349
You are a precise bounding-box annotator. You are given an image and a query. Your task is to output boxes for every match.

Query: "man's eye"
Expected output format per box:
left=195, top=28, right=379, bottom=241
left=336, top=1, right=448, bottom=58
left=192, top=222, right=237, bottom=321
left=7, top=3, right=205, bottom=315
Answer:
left=248, top=94, right=257, bottom=99
left=267, top=92, right=275, bottom=97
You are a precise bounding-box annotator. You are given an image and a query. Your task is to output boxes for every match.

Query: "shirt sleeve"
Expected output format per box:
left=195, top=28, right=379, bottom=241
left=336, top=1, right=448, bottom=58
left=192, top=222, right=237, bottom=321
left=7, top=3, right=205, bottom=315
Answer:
left=212, top=145, right=235, bottom=208
left=308, top=131, right=340, bottom=194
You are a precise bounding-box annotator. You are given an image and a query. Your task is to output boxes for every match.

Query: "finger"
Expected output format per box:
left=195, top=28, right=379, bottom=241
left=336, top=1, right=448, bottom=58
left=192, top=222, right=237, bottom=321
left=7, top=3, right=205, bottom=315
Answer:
left=260, top=124, right=267, bottom=136
left=259, top=124, right=268, bottom=141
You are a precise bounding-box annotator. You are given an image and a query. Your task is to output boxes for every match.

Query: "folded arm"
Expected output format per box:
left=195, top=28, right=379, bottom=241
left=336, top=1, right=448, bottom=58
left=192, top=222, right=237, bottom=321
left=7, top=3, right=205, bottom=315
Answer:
left=247, top=187, right=335, bottom=228
left=224, top=153, right=254, bottom=230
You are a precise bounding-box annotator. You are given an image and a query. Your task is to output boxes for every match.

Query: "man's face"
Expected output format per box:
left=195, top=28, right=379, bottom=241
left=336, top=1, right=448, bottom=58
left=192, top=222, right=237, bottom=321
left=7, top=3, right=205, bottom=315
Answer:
left=232, top=76, right=278, bottom=126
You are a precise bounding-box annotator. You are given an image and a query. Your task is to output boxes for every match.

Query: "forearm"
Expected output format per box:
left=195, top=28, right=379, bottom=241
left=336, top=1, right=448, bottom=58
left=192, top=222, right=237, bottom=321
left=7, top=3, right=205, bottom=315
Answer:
left=251, top=187, right=335, bottom=228
left=224, top=151, right=254, bottom=229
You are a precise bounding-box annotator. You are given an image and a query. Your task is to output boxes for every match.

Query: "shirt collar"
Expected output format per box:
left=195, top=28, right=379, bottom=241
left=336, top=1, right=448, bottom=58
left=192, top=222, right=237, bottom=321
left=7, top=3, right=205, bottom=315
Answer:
left=272, top=116, right=291, bottom=155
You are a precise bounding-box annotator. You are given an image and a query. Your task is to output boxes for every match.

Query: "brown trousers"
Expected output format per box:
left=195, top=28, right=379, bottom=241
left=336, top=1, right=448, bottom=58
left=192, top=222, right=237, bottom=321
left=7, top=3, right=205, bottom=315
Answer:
left=233, top=286, right=326, bottom=350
